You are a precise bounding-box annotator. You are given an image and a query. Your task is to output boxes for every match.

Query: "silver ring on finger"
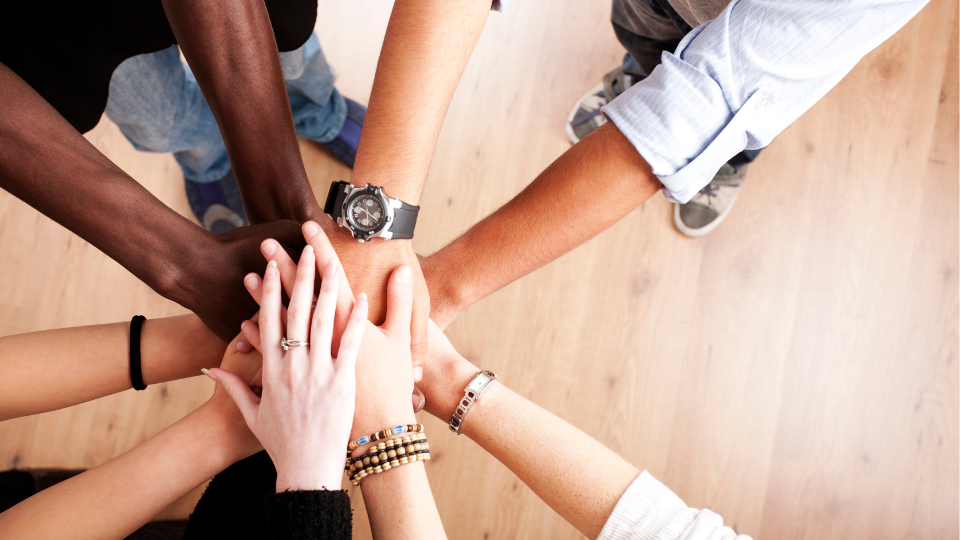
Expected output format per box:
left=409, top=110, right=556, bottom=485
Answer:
left=281, top=337, right=309, bottom=351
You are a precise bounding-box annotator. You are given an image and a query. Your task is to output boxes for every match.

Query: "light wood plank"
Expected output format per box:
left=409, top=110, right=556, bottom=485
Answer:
left=0, top=0, right=955, bottom=538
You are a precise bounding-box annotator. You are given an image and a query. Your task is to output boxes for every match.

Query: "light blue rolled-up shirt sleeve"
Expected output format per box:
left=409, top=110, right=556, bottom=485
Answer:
left=601, top=0, right=929, bottom=203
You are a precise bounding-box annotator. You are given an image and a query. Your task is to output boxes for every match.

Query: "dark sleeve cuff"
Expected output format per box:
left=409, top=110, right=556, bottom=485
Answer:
left=263, top=489, right=352, bottom=540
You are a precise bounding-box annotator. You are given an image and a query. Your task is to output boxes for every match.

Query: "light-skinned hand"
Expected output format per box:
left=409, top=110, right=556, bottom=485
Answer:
left=208, top=247, right=368, bottom=492
left=240, top=263, right=423, bottom=449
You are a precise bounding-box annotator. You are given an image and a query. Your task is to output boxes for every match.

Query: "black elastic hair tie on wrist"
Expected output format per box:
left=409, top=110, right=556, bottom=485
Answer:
left=129, top=315, right=147, bottom=391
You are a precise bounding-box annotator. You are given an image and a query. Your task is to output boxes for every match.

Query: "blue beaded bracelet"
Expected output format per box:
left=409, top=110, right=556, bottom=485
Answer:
left=347, top=424, right=423, bottom=452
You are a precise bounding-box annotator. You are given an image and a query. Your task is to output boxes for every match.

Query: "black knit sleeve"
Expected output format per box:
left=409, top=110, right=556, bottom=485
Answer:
left=263, top=490, right=352, bottom=540
left=181, top=451, right=277, bottom=539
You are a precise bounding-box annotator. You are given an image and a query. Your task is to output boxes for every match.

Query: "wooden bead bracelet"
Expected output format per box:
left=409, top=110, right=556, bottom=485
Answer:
left=347, top=424, right=424, bottom=452
left=345, top=433, right=431, bottom=472
left=346, top=433, right=431, bottom=486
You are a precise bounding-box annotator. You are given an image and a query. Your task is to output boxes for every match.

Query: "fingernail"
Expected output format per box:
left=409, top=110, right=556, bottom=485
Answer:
left=412, top=393, right=421, bottom=410
left=397, top=265, right=412, bottom=284
left=241, top=321, right=254, bottom=336
left=324, top=261, right=337, bottom=279
left=237, top=341, right=250, bottom=353
left=413, top=365, right=423, bottom=382
left=265, top=260, right=277, bottom=279
left=262, top=241, right=277, bottom=256
left=357, top=293, right=368, bottom=308
left=302, top=245, right=314, bottom=262
left=244, top=274, right=259, bottom=290
left=304, top=221, right=319, bottom=237
left=201, top=368, right=220, bottom=383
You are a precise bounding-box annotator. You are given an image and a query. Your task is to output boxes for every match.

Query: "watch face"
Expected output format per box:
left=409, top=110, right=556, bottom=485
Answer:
left=346, top=194, right=386, bottom=233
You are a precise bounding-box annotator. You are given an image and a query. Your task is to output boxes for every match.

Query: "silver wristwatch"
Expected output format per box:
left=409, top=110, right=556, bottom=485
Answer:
left=323, top=181, right=420, bottom=242
left=449, top=370, right=498, bottom=435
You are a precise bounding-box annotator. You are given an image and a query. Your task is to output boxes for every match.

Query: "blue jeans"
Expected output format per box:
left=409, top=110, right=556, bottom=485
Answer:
left=105, top=33, right=346, bottom=183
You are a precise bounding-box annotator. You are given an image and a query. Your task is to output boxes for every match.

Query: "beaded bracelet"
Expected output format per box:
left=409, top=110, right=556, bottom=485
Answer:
left=348, top=434, right=431, bottom=486
left=346, top=433, right=431, bottom=486
left=344, top=433, right=431, bottom=473
left=347, top=424, right=424, bottom=452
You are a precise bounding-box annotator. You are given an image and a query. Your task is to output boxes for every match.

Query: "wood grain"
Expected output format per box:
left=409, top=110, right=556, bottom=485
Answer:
left=0, top=0, right=956, bottom=538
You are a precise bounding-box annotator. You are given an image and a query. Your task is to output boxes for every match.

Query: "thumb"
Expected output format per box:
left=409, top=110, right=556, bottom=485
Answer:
left=382, top=265, right=413, bottom=337
left=207, top=368, right=261, bottom=430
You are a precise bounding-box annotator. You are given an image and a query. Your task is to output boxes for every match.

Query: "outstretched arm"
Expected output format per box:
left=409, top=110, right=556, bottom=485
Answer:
left=160, top=0, right=322, bottom=224
left=316, top=0, right=492, bottom=363
left=0, top=61, right=307, bottom=342
left=422, top=122, right=662, bottom=327
left=419, top=322, right=750, bottom=540
left=0, top=315, right=227, bottom=422
left=0, top=338, right=262, bottom=540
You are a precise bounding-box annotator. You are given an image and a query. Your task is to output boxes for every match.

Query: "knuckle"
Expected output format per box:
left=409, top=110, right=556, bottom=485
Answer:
left=339, top=336, right=359, bottom=353
left=392, top=292, right=414, bottom=308
left=286, top=305, right=308, bottom=321
left=311, top=314, right=327, bottom=332
left=263, top=278, right=281, bottom=294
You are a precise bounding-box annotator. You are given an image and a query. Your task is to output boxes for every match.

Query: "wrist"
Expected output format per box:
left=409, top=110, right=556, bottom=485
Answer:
left=421, top=353, right=479, bottom=420
left=192, top=400, right=260, bottom=466
left=348, top=172, right=423, bottom=206
left=275, top=461, right=344, bottom=493
left=145, top=224, right=211, bottom=302
left=421, top=252, right=471, bottom=328
left=295, top=200, right=327, bottom=225
left=350, top=407, right=418, bottom=447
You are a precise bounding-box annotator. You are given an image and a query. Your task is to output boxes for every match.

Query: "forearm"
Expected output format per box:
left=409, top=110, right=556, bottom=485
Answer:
left=161, top=0, right=319, bottom=223
left=421, top=123, right=662, bottom=325
left=421, top=355, right=638, bottom=539
left=0, top=315, right=225, bottom=421
left=360, top=463, right=447, bottom=540
left=351, top=0, right=491, bottom=202
left=0, top=62, right=204, bottom=298
left=0, top=402, right=253, bottom=540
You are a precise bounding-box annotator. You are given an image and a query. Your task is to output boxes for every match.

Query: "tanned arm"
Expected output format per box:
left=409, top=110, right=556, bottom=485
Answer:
left=421, top=122, right=663, bottom=327
left=315, top=0, right=492, bottom=362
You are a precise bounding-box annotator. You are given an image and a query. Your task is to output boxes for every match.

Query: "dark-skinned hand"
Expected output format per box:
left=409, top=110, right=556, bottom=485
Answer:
left=171, top=219, right=306, bottom=343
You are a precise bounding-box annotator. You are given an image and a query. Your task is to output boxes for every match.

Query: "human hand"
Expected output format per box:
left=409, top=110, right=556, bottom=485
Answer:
left=199, top=329, right=266, bottom=462
left=174, top=219, right=306, bottom=342
left=348, top=265, right=422, bottom=444
left=210, top=249, right=369, bottom=492
left=241, top=231, right=425, bottom=412
left=239, top=263, right=423, bottom=444
left=240, top=221, right=355, bottom=356
left=322, top=219, right=429, bottom=366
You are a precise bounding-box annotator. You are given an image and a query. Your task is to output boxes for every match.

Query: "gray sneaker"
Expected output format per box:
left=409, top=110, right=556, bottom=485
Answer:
left=566, top=67, right=641, bottom=144
left=673, top=162, right=748, bottom=237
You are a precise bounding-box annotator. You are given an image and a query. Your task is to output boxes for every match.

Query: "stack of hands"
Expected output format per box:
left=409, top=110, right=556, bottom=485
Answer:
left=196, top=220, right=443, bottom=493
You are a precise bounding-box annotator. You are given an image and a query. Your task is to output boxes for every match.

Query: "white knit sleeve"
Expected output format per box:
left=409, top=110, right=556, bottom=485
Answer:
left=597, top=471, right=752, bottom=540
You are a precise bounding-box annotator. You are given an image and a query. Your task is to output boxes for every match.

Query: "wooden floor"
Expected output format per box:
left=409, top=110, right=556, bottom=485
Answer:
left=0, top=0, right=957, bottom=538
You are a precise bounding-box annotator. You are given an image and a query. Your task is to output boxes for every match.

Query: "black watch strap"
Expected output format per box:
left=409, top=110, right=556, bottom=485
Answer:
left=324, top=181, right=419, bottom=239
left=389, top=202, right=419, bottom=240
left=324, top=181, right=350, bottom=219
